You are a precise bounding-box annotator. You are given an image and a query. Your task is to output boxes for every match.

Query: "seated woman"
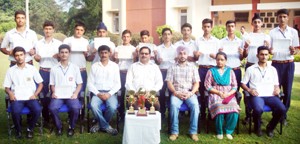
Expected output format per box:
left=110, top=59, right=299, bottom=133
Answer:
left=204, top=52, right=240, bottom=140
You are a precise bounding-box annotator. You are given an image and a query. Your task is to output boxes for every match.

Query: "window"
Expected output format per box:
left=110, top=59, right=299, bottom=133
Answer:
left=180, top=9, right=187, bottom=26
left=260, top=12, right=265, bottom=17
left=264, top=17, right=269, bottom=23
left=266, top=24, right=272, bottom=28
left=270, top=17, right=275, bottom=23
left=234, top=12, right=249, bottom=22
left=259, top=11, right=277, bottom=29
left=113, top=13, right=119, bottom=33
left=267, top=12, right=273, bottom=17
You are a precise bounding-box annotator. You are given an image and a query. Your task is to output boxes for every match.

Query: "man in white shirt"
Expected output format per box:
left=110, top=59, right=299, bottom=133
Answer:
left=87, top=22, right=116, bottom=64
left=155, top=27, right=176, bottom=119
left=87, top=45, right=121, bottom=135
left=241, top=46, right=286, bottom=137
left=126, top=46, right=163, bottom=110
left=34, top=20, right=62, bottom=124
left=1, top=10, right=37, bottom=67
left=48, top=44, right=83, bottom=137
left=63, top=21, right=89, bottom=96
left=136, top=30, right=157, bottom=63
left=3, top=47, right=43, bottom=139
left=194, top=18, right=219, bottom=119
left=269, top=9, right=299, bottom=125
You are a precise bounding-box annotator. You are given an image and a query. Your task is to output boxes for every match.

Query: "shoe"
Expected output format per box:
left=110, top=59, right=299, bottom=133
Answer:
left=90, top=124, right=100, bottom=133
left=57, top=129, right=63, bottom=136
left=104, top=126, right=118, bottom=136
left=169, top=134, right=178, bottom=141
left=190, top=134, right=199, bottom=142
left=256, top=129, right=263, bottom=137
left=15, top=131, right=22, bottom=139
left=217, top=134, right=223, bottom=139
left=226, top=134, right=233, bottom=140
left=282, top=119, right=288, bottom=126
left=266, top=126, right=274, bottom=138
left=26, top=128, right=33, bottom=139
left=242, top=117, right=249, bottom=125
left=67, top=128, right=75, bottom=137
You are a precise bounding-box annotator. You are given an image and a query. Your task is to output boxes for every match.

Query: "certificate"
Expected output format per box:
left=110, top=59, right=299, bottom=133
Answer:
left=256, top=84, right=274, bottom=96
left=94, top=37, right=110, bottom=50
left=222, top=41, right=240, bottom=54
left=38, top=48, right=56, bottom=58
left=55, top=86, right=73, bottom=99
left=159, top=48, right=176, bottom=61
left=13, top=39, right=33, bottom=52
left=249, top=33, right=265, bottom=47
left=71, top=40, right=88, bottom=52
left=118, top=46, right=133, bottom=59
left=14, top=86, right=34, bottom=100
left=197, top=41, right=218, bottom=54
left=273, top=39, right=290, bottom=53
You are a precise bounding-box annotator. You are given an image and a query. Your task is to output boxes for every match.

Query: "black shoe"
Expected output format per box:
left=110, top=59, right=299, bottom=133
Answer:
left=26, top=129, right=33, bottom=139
left=256, top=129, right=263, bottom=137
left=57, top=129, right=63, bottom=136
left=67, top=128, right=75, bottom=137
left=266, top=126, right=274, bottom=138
left=16, top=131, right=22, bottom=139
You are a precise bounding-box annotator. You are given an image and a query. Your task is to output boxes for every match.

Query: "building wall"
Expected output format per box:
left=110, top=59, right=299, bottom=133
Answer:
left=102, top=0, right=122, bottom=34
left=213, top=0, right=252, bottom=5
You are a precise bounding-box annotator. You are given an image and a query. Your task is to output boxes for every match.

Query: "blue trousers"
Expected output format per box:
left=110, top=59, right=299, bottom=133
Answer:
left=39, top=69, right=51, bottom=122
left=170, top=94, right=200, bottom=134
left=48, top=99, right=81, bottom=129
left=91, top=91, right=118, bottom=129
left=80, top=70, right=87, bottom=94
left=11, top=100, right=42, bottom=132
left=198, top=67, right=210, bottom=118
left=119, top=71, right=127, bottom=118
left=272, top=62, right=294, bottom=119
left=232, top=68, right=241, bottom=91
left=159, top=70, right=170, bottom=117
left=244, top=63, right=255, bottom=119
left=250, top=96, right=286, bottom=131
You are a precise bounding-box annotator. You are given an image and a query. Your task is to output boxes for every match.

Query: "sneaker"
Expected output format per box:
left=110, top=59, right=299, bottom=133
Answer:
left=90, top=124, right=100, bottom=133
left=26, top=128, right=33, bottom=139
left=67, top=128, right=75, bottom=137
left=217, top=134, right=223, bottom=139
left=226, top=134, right=233, bottom=140
left=266, top=125, right=274, bottom=138
left=190, top=134, right=199, bottom=142
left=104, top=126, right=118, bottom=136
left=169, top=134, right=178, bottom=141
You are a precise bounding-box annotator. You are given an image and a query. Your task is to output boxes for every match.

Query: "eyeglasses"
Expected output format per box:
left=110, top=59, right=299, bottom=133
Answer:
left=140, top=53, right=149, bottom=55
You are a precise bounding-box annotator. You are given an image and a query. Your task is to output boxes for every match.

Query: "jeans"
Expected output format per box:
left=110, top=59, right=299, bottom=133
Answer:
left=198, top=67, right=209, bottom=118
left=170, top=94, right=200, bottom=134
left=39, top=69, right=51, bottom=122
left=90, top=91, right=118, bottom=129
left=80, top=70, right=87, bottom=93
left=119, top=71, right=127, bottom=118
left=48, top=99, right=81, bottom=129
left=250, top=96, right=286, bottom=131
left=11, top=100, right=42, bottom=132
left=159, top=70, right=170, bottom=118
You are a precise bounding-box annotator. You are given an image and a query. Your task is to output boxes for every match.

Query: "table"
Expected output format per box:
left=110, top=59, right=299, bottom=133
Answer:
left=122, top=111, right=161, bottom=144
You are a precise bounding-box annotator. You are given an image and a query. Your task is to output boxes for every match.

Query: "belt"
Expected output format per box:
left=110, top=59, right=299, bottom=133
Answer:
left=272, top=60, right=294, bottom=64
left=40, top=67, right=51, bottom=72
left=232, top=67, right=241, bottom=70
left=246, top=62, right=255, bottom=66
left=11, top=60, right=33, bottom=65
left=199, top=65, right=213, bottom=69
left=160, top=69, right=168, bottom=72
left=80, top=68, right=86, bottom=71
left=120, top=70, right=127, bottom=73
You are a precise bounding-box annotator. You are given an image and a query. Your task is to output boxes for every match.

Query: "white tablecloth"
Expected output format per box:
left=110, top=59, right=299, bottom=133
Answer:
left=122, top=111, right=161, bottom=144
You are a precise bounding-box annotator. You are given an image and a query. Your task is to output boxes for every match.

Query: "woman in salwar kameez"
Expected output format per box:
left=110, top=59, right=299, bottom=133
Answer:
left=204, top=52, right=240, bottom=140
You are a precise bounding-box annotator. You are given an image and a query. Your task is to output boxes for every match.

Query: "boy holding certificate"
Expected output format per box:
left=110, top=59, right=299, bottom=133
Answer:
left=63, top=21, right=89, bottom=95
left=156, top=27, right=177, bottom=119
left=113, top=29, right=137, bottom=120
left=269, top=9, right=299, bottom=125
left=34, top=21, right=62, bottom=124
left=194, top=18, right=219, bottom=120
left=48, top=44, right=83, bottom=137
left=136, top=30, right=157, bottom=63
left=3, top=47, right=43, bottom=139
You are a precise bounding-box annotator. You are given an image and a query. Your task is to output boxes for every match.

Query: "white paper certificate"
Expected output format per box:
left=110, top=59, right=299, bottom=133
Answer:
left=222, top=41, right=240, bottom=54
left=197, top=41, right=218, bottom=54
left=38, top=48, right=56, bottom=58
left=55, top=86, right=73, bottom=99
left=256, top=84, right=274, bottom=96
left=159, top=48, right=176, bottom=61
left=118, top=46, right=133, bottom=59
left=14, top=86, right=34, bottom=100
left=94, top=37, right=110, bottom=50
left=13, top=39, right=33, bottom=52
left=249, top=33, right=265, bottom=47
left=71, top=41, right=88, bottom=52
left=273, top=39, right=290, bottom=53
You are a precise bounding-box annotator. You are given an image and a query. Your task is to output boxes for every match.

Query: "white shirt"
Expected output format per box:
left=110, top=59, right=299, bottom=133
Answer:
left=1, top=28, right=38, bottom=62
left=242, top=32, right=271, bottom=63
left=35, top=38, right=62, bottom=68
left=3, top=64, right=43, bottom=97
left=241, top=63, right=279, bottom=97
left=195, top=36, right=219, bottom=66
left=89, top=40, right=116, bottom=64
left=125, top=61, right=163, bottom=92
left=156, top=44, right=177, bottom=69
left=115, top=45, right=136, bottom=70
left=269, top=26, right=299, bottom=60
left=220, top=36, right=243, bottom=68
left=63, top=36, right=89, bottom=68
left=87, top=60, right=121, bottom=96
left=175, top=39, right=198, bottom=66
left=50, top=62, right=83, bottom=94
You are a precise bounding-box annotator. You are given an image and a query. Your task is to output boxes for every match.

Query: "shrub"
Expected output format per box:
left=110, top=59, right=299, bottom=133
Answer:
left=53, top=33, right=67, bottom=42
left=211, top=25, right=242, bottom=39
left=156, top=25, right=174, bottom=37
left=294, top=54, right=300, bottom=62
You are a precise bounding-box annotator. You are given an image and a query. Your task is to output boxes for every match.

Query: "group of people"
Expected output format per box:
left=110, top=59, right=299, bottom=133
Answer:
left=1, top=8, right=298, bottom=142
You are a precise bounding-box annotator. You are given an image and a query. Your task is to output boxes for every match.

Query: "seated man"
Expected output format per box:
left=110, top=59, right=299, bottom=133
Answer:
left=49, top=44, right=83, bottom=137
left=87, top=45, right=121, bottom=135
left=125, top=46, right=163, bottom=110
left=3, top=47, right=43, bottom=139
left=166, top=46, right=200, bottom=142
left=241, top=46, right=286, bottom=137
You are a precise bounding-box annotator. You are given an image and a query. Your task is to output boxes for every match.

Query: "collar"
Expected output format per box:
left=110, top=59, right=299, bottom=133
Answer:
left=41, top=37, right=54, bottom=44
left=15, top=63, right=29, bottom=69
left=176, top=61, right=190, bottom=66
left=180, top=39, right=194, bottom=45
left=137, top=61, right=153, bottom=66
left=276, top=25, right=291, bottom=32
left=161, top=43, right=174, bottom=49
left=253, top=62, right=271, bottom=69
left=200, top=35, right=215, bottom=41
left=58, top=62, right=70, bottom=68
left=12, top=28, right=29, bottom=34
left=224, top=36, right=238, bottom=41
left=97, top=60, right=112, bottom=67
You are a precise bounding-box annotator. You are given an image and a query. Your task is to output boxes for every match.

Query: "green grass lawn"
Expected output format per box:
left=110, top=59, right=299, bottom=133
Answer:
left=0, top=53, right=300, bottom=144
